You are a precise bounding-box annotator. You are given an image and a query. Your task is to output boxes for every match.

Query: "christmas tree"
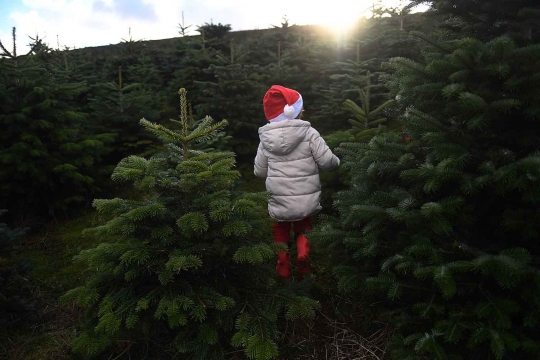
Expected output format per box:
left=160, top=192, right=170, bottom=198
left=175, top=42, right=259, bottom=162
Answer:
left=166, top=42, right=218, bottom=115
left=313, top=33, right=540, bottom=359
left=414, top=0, right=540, bottom=42
left=196, top=22, right=233, bottom=50
left=0, top=29, right=112, bottom=219
left=311, top=14, right=420, bottom=134
left=62, top=88, right=317, bottom=359
left=344, top=72, right=394, bottom=142
left=262, top=40, right=299, bottom=86
left=89, top=65, right=162, bottom=162
left=194, top=54, right=267, bottom=159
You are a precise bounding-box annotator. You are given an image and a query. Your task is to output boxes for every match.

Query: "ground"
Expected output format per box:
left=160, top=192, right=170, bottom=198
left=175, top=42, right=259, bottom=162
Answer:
left=1, top=213, right=104, bottom=360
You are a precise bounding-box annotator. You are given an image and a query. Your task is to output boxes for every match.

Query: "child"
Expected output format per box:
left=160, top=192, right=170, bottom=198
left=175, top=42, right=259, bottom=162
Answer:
left=254, top=85, right=340, bottom=279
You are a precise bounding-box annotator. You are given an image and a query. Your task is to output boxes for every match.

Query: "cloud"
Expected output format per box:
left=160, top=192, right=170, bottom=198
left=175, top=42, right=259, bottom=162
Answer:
left=1, top=0, right=186, bottom=50
left=93, top=0, right=158, bottom=22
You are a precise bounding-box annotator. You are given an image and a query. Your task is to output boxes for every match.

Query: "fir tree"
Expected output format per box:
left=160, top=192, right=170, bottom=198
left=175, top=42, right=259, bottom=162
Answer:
left=195, top=22, right=232, bottom=52
left=62, top=88, right=317, bottom=360
left=168, top=101, right=232, bottom=153
left=311, top=15, right=420, bottom=134
left=344, top=72, right=394, bottom=141
left=271, top=16, right=295, bottom=31
left=194, top=56, right=267, bottom=159
left=177, top=11, right=193, bottom=37
left=45, top=45, right=119, bottom=191
left=100, top=29, right=158, bottom=88
left=119, top=28, right=147, bottom=59
left=312, top=42, right=371, bottom=131
left=313, top=33, right=540, bottom=359
left=197, top=22, right=232, bottom=41
left=284, top=36, right=337, bottom=132
left=89, top=65, right=162, bottom=161
left=190, top=118, right=232, bottom=152
left=414, top=0, right=540, bottom=42
left=262, top=40, right=299, bottom=85
left=375, top=0, right=416, bottom=31
left=127, top=55, right=163, bottom=91
left=167, top=44, right=217, bottom=118
left=0, top=31, right=112, bottom=219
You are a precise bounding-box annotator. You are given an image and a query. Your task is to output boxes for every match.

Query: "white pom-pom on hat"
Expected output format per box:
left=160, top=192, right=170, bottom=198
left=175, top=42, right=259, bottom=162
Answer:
left=283, top=104, right=295, bottom=119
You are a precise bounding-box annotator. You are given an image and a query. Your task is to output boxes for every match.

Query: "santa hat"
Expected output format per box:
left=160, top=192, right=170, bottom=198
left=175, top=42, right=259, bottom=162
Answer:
left=263, top=85, right=303, bottom=122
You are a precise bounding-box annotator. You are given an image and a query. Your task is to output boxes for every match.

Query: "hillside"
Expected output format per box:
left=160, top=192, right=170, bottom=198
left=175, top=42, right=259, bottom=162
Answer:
left=71, top=13, right=431, bottom=58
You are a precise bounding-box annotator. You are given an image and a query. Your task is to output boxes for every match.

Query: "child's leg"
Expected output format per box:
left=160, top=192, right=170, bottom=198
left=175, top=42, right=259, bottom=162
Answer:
left=273, top=222, right=292, bottom=279
left=293, top=217, right=313, bottom=276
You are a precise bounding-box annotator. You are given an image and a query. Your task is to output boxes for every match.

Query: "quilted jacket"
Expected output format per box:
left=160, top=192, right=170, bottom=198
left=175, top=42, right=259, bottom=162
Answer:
left=254, top=120, right=340, bottom=221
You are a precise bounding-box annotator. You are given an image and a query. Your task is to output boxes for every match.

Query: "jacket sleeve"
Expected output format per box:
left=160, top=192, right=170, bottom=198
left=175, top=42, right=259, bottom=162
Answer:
left=309, top=129, right=340, bottom=171
left=254, top=142, right=268, bottom=179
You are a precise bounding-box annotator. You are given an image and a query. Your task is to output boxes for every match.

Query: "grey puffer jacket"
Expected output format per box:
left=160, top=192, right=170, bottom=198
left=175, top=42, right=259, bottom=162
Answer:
left=254, top=120, right=340, bottom=221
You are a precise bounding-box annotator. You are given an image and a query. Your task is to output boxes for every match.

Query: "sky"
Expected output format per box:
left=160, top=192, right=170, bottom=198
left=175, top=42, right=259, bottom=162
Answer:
left=0, top=0, right=420, bottom=51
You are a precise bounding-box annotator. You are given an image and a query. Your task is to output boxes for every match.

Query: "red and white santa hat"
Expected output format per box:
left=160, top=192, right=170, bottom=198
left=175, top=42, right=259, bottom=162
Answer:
left=263, top=85, right=303, bottom=122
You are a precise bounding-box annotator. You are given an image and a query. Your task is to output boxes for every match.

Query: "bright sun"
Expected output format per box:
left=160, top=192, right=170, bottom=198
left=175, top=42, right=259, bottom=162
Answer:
left=295, top=0, right=405, bottom=32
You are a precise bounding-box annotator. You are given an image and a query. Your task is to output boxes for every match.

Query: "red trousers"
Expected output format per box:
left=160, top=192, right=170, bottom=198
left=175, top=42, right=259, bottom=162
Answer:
left=272, top=217, right=312, bottom=279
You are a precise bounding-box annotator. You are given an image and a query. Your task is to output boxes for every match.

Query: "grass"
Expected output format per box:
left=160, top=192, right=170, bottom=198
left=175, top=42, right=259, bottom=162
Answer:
left=1, top=212, right=108, bottom=360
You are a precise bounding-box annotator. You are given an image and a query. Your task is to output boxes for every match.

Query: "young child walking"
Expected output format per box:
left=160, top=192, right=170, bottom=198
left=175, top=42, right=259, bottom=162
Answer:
left=254, top=85, right=340, bottom=279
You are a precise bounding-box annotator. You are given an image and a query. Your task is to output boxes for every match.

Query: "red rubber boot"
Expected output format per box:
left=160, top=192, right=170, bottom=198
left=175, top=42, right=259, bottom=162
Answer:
left=293, top=218, right=313, bottom=279
left=296, top=233, right=311, bottom=277
left=276, top=251, right=291, bottom=279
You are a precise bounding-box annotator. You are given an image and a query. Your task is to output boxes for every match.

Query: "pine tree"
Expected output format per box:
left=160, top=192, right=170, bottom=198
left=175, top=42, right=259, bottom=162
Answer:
left=195, top=22, right=232, bottom=52
left=313, top=33, right=540, bottom=359
left=284, top=36, right=338, bottom=133
left=311, top=15, right=420, bottom=134
left=271, top=16, right=296, bottom=33
left=62, top=88, right=317, bottom=360
left=128, top=55, right=163, bottom=91
left=194, top=52, right=267, bottom=159
left=312, top=42, right=371, bottom=131
left=375, top=0, right=416, bottom=31
left=0, top=30, right=112, bottom=219
left=414, top=0, right=540, bottom=42
left=344, top=72, right=394, bottom=141
left=177, top=11, right=193, bottom=37
left=168, top=101, right=232, bottom=153
left=89, top=65, right=162, bottom=161
left=262, top=40, right=299, bottom=85
left=100, top=29, right=160, bottom=89
left=167, top=44, right=217, bottom=118
left=46, top=45, right=119, bottom=192
left=190, top=118, right=232, bottom=152
left=197, top=22, right=232, bottom=41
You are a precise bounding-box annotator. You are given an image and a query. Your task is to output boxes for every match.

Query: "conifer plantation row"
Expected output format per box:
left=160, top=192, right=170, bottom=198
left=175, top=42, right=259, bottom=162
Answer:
left=1, top=1, right=540, bottom=359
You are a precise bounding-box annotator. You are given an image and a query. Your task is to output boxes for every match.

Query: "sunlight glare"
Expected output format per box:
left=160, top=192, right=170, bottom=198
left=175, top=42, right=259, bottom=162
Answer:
left=297, top=0, right=372, bottom=32
left=294, top=0, right=412, bottom=33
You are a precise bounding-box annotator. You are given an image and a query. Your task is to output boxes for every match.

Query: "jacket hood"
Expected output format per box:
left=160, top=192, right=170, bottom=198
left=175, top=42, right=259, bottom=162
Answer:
left=258, top=120, right=311, bottom=156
